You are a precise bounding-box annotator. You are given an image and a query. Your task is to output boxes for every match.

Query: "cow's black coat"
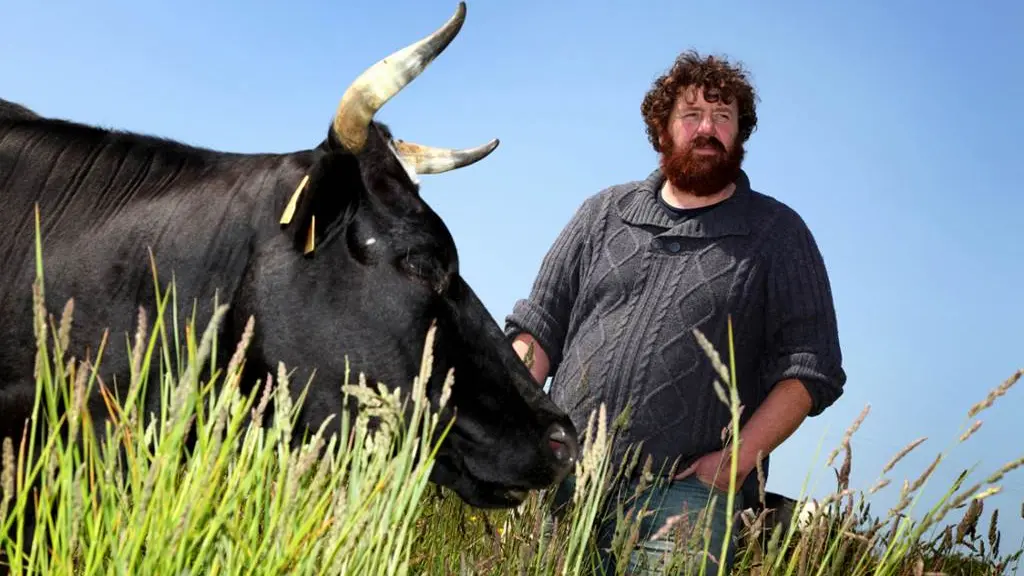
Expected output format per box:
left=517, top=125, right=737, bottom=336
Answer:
left=0, top=98, right=578, bottom=517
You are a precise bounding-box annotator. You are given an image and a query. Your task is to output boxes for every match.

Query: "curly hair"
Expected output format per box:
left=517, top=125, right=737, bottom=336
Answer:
left=641, top=50, right=759, bottom=153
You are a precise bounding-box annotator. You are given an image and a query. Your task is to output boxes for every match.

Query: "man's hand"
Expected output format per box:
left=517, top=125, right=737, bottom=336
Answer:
left=512, top=333, right=550, bottom=385
left=675, top=378, right=815, bottom=493
left=674, top=448, right=752, bottom=493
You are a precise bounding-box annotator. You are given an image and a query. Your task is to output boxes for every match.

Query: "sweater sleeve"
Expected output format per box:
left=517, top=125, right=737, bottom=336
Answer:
left=761, top=208, right=846, bottom=416
left=504, top=196, right=597, bottom=375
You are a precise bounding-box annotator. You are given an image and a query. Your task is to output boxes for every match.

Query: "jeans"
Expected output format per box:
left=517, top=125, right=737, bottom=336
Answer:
left=552, top=473, right=745, bottom=575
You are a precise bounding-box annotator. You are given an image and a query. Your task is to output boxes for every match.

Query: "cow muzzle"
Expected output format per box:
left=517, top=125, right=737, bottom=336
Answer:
left=546, top=422, right=579, bottom=473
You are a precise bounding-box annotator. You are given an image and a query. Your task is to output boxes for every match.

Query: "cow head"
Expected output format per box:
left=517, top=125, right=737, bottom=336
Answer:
left=234, top=2, right=579, bottom=508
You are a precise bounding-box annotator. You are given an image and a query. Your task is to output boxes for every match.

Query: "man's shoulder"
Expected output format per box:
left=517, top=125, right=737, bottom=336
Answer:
left=745, top=184, right=813, bottom=236
left=577, top=173, right=654, bottom=212
left=743, top=183, right=826, bottom=262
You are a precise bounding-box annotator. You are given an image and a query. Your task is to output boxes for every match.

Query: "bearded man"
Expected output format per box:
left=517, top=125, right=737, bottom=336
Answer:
left=505, top=50, right=846, bottom=572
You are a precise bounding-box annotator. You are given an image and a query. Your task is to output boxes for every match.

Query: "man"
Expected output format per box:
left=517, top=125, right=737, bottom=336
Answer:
left=505, top=50, right=845, bottom=572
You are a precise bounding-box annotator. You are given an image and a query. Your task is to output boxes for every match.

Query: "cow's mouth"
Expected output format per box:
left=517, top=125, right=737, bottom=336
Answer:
left=429, top=453, right=538, bottom=508
left=427, top=417, right=576, bottom=508
left=487, top=484, right=529, bottom=507
left=473, top=481, right=530, bottom=508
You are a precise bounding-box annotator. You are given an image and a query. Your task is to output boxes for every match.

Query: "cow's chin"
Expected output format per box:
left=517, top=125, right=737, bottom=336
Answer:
left=429, top=455, right=532, bottom=509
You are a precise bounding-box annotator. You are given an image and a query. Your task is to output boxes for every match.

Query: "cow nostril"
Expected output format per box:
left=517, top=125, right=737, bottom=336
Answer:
left=546, top=423, right=579, bottom=467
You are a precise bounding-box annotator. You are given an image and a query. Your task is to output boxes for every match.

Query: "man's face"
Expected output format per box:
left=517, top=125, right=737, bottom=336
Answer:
left=659, top=85, right=745, bottom=197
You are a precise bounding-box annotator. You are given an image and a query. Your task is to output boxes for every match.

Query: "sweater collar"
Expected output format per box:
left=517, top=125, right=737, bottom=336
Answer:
left=619, top=168, right=752, bottom=238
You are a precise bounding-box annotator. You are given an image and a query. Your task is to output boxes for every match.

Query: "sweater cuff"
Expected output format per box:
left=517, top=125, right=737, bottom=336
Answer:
left=504, top=298, right=566, bottom=375
left=763, top=352, right=845, bottom=417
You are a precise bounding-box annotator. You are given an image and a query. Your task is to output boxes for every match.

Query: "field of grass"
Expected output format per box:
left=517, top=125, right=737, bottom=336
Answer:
left=1, top=216, right=1022, bottom=574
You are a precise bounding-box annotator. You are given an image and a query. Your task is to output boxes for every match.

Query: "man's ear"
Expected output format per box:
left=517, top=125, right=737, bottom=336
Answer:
left=279, top=152, right=362, bottom=256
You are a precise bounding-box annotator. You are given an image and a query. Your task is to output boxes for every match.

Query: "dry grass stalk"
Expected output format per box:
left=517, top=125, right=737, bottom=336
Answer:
left=956, top=498, right=983, bottom=543
left=0, top=437, right=13, bottom=521
left=890, top=454, right=943, bottom=524
left=967, top=368, right=1022, bottom=418
left=755, top=450, right=766, bottom=508
left=984, top=455, right=1024, bottom=485
left=882, top=437, right=928, bottom=475
left=987, top=508, right=1000, bottom=557
left=908, top=454, right=942, bottom=495
left=691, top=328, right=730, bottom=386
left=958, top=420, right=983, bottom=443
left=837, top=442, right=852, bottom=492
left=827, top=403, right=869, bottom=468
left=869, top=478, right=891, bottom=495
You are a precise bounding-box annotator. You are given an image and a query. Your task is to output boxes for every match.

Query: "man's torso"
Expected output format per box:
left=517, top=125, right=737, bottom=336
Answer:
left=550, top=169, right=789, bottom=477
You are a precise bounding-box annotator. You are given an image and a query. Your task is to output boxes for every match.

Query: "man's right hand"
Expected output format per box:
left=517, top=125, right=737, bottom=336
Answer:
left=512, top=333, right=550, bottom=385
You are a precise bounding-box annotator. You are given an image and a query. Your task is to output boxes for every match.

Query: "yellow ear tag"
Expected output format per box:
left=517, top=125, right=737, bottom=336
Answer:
left=280, top=174, right=309, bottom=226
left=304, top=215, right=316, bottom=255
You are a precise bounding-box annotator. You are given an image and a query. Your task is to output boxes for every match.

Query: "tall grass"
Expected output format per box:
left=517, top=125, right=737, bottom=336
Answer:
left=1, top=208, right=1022, bottom=574
left=0, top=208, right=457, bottom=574
left=406, top=324, right=1024, bottom=575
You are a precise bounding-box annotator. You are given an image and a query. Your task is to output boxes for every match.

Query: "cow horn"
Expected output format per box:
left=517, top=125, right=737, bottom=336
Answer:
left=394, top=138, right=499, bottom=174
left=332, top=2, right=466, bottom=153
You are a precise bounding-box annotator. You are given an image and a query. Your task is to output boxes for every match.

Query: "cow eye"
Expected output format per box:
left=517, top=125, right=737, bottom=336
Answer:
left=400, top=252, right=437, bottom=280
left=400, top=252, right=450, bottom=294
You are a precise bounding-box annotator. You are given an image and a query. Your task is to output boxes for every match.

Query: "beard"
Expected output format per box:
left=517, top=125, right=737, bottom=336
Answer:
left=659, top=131, right=745, bottom=197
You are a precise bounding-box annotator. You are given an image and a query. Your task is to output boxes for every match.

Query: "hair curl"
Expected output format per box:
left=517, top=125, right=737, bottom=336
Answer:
left=641, top=50, right=759, bottom=153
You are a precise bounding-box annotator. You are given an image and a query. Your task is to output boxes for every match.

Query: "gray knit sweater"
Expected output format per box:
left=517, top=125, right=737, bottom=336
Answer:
left=505, top=168, right=846, bottom=490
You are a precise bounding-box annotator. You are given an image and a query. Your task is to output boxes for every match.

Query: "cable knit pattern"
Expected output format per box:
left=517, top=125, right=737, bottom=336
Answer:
left=505, top=168, right=846, bottom=490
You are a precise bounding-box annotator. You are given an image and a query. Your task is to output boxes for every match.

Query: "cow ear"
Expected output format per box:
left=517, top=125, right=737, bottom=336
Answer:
left=279, top=153, right=361, bottom=256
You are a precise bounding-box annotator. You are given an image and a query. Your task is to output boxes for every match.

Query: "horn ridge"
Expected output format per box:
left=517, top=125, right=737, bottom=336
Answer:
left=394, top=138, right=499, bottom=174
left=332, top=2, right=467, bottom=152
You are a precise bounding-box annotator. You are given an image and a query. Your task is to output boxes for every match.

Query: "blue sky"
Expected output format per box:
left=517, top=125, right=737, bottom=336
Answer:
left=4, top=0, right=1022, bottom=552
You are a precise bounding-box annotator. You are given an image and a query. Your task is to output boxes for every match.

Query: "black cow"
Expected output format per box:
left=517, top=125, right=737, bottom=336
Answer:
left=0, top=1, right=578, bottom=517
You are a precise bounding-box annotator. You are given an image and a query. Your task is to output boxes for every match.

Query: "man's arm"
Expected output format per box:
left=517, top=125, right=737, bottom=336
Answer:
left=741, top=207, right=846, bottom=472
left=505, top=196, right=598, bottom=384
left=759, top=208, right=846, bottom=415
left=683, top=209, right=846, bottom=489
left=734, top=378, right=813, bottom=476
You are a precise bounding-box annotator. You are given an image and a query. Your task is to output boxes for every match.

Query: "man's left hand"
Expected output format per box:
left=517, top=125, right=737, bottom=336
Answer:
left=674, top=448, right=751, bottom=493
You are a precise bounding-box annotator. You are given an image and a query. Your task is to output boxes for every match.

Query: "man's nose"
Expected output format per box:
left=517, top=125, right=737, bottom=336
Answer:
left=696, top=115, right=715, bottom=134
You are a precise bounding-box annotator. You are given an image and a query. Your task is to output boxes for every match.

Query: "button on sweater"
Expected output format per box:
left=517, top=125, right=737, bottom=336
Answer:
left=505, top=168, right=846, bottom=491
